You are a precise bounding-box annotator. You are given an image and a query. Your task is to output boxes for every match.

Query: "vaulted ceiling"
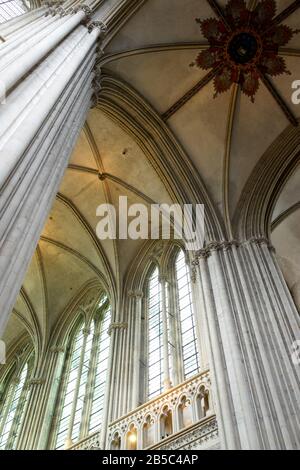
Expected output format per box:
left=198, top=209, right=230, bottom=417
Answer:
left=3, top=0, right=300, bottom=352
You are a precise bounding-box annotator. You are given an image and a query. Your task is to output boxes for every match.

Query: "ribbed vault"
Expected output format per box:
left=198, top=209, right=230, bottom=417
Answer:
left=4, top=0, right=300, bottom=352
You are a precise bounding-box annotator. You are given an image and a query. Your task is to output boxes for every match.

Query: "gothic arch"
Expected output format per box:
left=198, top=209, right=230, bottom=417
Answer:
left=234, top=121, right=300, bottom=240
left=97, top=71, right=224, bottom=242
left=49, top=280, right=109, bottom=349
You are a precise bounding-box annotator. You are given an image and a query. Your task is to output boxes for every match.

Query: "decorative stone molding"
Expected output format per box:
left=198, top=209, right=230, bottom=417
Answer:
left=150, top=415, right=218, bottom=450
left=68, top=408, right=220, bottom=450
left=108, top=322, right=128, bottom=336
left=206, top=240, right=239, bottom=253
left=77, top=5, right=93, bottom=16
left=88, top=21, right=107, bottom=36
left=50, top=346, right=65, bottom=354
left=190, top=269, right=197, bottom=283
left=107, top=370, right=214, bottom=450
left=91, top=66, right=103, bottom=108
left=246, top=237, right=276, bottom=253
left=158, top=274, right=169, bottom=284
left=98, top=172, right=107, bottom=181
left=127, top=290, right=143, bottom=299
left=69, top=431, right=101, bottom=450
left=27, top=378, right=45, bottom=386
left=55, top=6, right=69, bottom=17
left=192, top=238, right=275, bottom=265
left=11, top=377, right=21, bottom=386
left=45, top=1, right=66, bottom=17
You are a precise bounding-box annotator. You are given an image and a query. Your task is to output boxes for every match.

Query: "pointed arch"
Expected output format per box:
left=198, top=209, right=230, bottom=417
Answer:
left=234, top=121, right=300, bottom=239
left=97, top=71, right=224, bottom=242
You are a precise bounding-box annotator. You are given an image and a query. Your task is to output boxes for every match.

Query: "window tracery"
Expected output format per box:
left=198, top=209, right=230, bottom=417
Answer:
left=144, top=245, right=200, bottom=403
left=52, top=294, right=111, bottom=449
left=0, top=347, right=32, bottom=449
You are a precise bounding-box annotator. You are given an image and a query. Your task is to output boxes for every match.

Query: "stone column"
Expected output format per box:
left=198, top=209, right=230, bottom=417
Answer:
left=160, top=275, right=172, bottom=390
left=0, top=1, right=106, bottom=336
left=194, top=239, right=300, bottom=450
left=168, top=274, right=184, bottom=385
left=189, top=257, right=209, bottom=370
left=130, top=290, right=144, bottom=409
left=100, top=321, right=127, bottom=449
left=121, top=292, right=134, bottom=415
left=18, top=377, right=46, bottom=449
left=35, top=346, right=66, bottom=450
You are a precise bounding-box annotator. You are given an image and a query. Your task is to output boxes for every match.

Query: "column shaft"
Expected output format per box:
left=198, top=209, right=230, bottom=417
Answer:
left=0, top=8, right=102, bottom=336
left=160, top=277, right=172, bottom=390
left=196, top=240, right=300, bottom=449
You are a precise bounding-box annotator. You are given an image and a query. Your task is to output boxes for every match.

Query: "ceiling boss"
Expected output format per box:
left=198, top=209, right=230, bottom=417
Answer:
left=192, top=0, right=300, bottom=105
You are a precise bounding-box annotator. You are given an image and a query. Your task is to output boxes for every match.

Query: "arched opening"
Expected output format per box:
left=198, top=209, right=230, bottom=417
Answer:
left=175, top=249, right=200, bottom=380
left=147, top=266, right=164, bottom=400
left=111, top=432, right=121, bottom=450
left=143, top=415, right=155, bottom=448
left=178, top=396, right=193, bottom=430
left=52, top=292, right=111, bottom=449
left=160, top=406, right=173, bottom=440
left=196, top=387, right=210, bottom=419
left=126, top=424, right=137, bottom=450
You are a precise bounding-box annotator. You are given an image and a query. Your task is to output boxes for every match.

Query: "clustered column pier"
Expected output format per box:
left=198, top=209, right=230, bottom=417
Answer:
left=0, top=0, right=107, bottom=336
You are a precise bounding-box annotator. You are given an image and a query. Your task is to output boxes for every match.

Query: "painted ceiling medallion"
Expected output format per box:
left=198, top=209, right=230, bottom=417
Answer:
left=193, top=0, right=299, bottom=102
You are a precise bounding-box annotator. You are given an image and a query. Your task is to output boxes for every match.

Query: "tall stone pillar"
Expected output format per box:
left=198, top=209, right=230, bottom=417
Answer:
left=35, top=346, right=67, bottom=450
left=194, top=239, right=300, bottom=450
left=0, top=1, right=106, bottom=336
left=130, top=290, right=144, bottom=409
left=189, top=257, right=210, bottom=371
left=100, top=320, right=127, bottom=449
left=160, top=275, right=172, bottom=391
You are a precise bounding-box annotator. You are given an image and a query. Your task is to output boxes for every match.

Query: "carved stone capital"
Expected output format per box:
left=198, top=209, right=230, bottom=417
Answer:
left=158, top=274, right=169, bottom=284
left=28, top=378, right=45, bottom=386
left=73, top=4, right=92, bottom=16
left=190, top=265, right=197, bottom=283
left=108, top=322, right=128, bottom=335
left=222, top=240, right=239, bottom=251
left=246, top=237, right=275, bottom=252
left=91, top=66, right=102, bottom=108
left=50, top=345, right=65, bottom=354
left=194, top=238, right=275, bottom=257
left=56, top=6, right=69, bottom=17
left=206, top=241, right=223, bottom=252
left=11, top=376, right=20, bottom=386
left=127, top=290, right=143, bottom=299
left=88, top=21, right=107, bottom=37
left=196, top=248, right=210, bottom=260
left=92, top=76, right=101, bottom=94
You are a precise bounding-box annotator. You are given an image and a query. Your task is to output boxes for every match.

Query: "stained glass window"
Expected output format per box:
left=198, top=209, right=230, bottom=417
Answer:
left=0, top=0, right=26, bottom=24
left=53, top=296, right=111, bottom=449
left=175, top=250, right=199, bottom=379
left=0, top=361, right=29, bottom=449
left=147, top=267, right=164, bottom=399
